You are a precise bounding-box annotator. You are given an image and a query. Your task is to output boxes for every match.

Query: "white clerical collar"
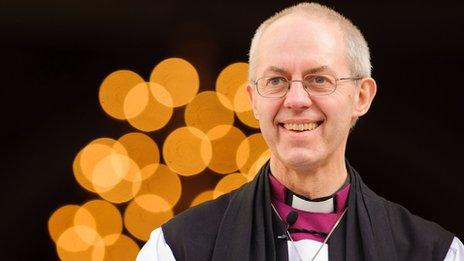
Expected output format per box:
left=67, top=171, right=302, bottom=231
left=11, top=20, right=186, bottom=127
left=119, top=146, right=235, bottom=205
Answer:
left=284, top=175, right=350, bottom=214
left=285, top=191, right=335, bottom=213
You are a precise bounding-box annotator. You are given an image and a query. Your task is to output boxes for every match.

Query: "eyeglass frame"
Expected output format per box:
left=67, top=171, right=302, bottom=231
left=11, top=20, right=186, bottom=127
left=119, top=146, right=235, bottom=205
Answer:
left=252, top=74, right=363, bottom=98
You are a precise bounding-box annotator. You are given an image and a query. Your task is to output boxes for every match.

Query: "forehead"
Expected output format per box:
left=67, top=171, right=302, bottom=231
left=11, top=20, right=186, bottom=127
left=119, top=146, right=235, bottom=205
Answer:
left=257, top=14, right=348, bottom=75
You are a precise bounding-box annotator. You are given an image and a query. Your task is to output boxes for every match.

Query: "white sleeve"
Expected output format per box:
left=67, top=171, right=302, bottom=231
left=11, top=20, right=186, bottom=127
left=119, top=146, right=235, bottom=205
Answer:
left=136, top=227, right=176, bottom=261
left=444, top=237, right=464, bottom=261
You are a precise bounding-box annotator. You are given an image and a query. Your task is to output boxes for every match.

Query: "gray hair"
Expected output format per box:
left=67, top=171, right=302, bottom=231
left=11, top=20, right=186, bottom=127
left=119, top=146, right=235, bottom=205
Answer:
left=248, top=2, right=371, bottom=82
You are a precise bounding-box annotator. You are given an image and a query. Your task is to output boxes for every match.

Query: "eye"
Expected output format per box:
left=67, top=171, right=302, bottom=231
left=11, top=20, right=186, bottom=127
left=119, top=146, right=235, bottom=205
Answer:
left=314, top=76, right=326, bottom=84
left=305, top=75, right=334, bottom=85
left=266, top=77, right=286, bottom=86
left=310, top=75, right=327, bottom=84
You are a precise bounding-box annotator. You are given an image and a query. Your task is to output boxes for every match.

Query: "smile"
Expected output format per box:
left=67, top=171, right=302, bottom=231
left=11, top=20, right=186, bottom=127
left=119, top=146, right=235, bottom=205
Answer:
left=280, top=121, right=323, bottom=132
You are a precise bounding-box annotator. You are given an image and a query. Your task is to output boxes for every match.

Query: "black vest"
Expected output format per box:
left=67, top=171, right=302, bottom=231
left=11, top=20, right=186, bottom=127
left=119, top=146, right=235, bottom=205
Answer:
left=162, top=161, right=454, bottom=260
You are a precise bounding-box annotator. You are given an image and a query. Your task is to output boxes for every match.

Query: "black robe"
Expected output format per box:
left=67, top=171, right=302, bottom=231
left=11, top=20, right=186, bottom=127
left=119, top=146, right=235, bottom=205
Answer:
left=162, top=160, right=454, bottom=260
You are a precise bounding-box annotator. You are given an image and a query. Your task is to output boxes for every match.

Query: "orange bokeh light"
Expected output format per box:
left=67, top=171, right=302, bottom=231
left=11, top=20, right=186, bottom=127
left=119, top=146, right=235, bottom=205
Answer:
left=102, top=234, right=140, bottom=261
left=136, top=164, right=181, bottom=210
left=53, top=59, right=270, bottom=259
left=215, top=62, right=249, bottom=111
left=189, top=190, right=214, bottom=207
left=245, top=149, right=271, bottom=180
left=73, top=138, right=127, bottom=193
left=77, top=200, right=122, bottom=245
left=96, top=158, right=142, bottom=204
left=236, top=133, right=269, bottom=176
left=214, top=173, right=249, bottom=199
left=123, top=82, right=150, bottom=119
left=184, top=91, right=235, bottom=139
left=233, top=83, right=260, bottom=128
left=207, top=125, right=247, bottom=174
left=99, top=70, right=145, bottom=120
left=163, top=126, right=212, bottom=176
left=124, top=195, right=174, bottom=241
left=56, top=225, right=105, bottom=261
left=150, top=57, right=199, bottom=107
left=118, top=132, right=160, bottom=180
left=48, top=205, right=83, bottom=242
left=126, top=82, right=173, bottom=132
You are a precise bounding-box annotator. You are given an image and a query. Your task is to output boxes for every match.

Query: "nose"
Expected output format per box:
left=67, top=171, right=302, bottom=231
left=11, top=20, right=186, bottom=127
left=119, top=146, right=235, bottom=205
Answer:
left=283, top=80, right=313, bottom=110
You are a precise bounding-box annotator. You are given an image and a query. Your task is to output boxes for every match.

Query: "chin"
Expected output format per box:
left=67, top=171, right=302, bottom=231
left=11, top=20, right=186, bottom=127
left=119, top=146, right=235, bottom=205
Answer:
left=276, top=148, right=322, bottom=170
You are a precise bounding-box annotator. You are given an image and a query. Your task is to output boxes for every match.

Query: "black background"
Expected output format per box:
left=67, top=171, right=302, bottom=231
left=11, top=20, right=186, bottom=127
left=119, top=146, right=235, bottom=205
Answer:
left=1, top=0, right=463, bottom=259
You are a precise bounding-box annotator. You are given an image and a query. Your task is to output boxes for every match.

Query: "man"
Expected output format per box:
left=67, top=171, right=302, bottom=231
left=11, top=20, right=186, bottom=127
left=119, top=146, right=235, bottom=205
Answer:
left=138, top=3, right=463, bottom=260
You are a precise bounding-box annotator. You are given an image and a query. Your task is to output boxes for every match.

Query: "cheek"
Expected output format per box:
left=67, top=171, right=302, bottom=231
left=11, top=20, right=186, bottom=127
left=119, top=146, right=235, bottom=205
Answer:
left=259, top=100, right=281, bottom=122
left=315, top=94, right=354, bottom=124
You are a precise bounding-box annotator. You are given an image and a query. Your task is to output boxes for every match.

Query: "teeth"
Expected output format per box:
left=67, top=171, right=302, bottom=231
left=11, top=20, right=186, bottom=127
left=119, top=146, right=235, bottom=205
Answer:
left=283, top=122, right=319, bottom=131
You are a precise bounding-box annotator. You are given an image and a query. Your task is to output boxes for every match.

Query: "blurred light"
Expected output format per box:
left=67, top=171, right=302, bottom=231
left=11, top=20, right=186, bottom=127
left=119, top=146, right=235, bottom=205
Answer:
left=48, top=205, right=83, bottom=242
left=189, top=190, right=214, bottom=207
left=99, top=70, right=144, bottom=120
left=77, top=200, right=122, bottom=245
left=124, top=195, right=174, bottom=241
left=73, top=138, right=127, bottom=193
left=149, top=81, right=174, bottom=108
left=136, top=164, right=181, bottom=209
left=213, top=173, right=249, bottom=199
left=233, top=84, right=260, bottom=128
left=205, top=124, right=233, bottom=141
left=207, top=125, right=247, bottom=174
left=53, top=57, right=270, bottom=257
left=215, top=62, right=249, bottom=111
left=96, top=155, right=142, bottom=203
left=215, top=62, right=258, bottom=128
left=236, top=133, right=269, bottom=175
left=74, top=137, right=145, bottom=203
left=102, top=234, right=139, bottom=261
left=57, top=226, right=99, bottom=251
left=56, top=225, right=105, bottom=261
left=123, top=82, right=150, bottom=119
left=91, top=154, right=130, bottom=193
left=118, top=132, right=160, bottom=180
left=150, top=57, right=199, bottom=107
left=245, top=149, right=271, bottom=180
left=184, top=91, right=234, bottom=139
left=73, top=206, right=98, bottom=240
left=163, top=126, right=212, bottom=176
left=134, top=194, right=172, bottom=213
left=127, top=82, right=173, bottom=132
left=236, top=110, right=260, bottom=129
left=139, top=164, right=158, bottom=182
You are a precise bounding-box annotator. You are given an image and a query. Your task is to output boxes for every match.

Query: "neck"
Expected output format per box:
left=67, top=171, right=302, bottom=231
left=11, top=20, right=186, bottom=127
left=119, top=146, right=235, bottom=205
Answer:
left=269, top=154, right=348, bottom=199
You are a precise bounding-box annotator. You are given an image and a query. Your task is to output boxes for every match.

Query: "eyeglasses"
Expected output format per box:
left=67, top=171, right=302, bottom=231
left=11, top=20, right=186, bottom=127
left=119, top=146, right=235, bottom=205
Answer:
left=253, top=74, right=362, bottom=98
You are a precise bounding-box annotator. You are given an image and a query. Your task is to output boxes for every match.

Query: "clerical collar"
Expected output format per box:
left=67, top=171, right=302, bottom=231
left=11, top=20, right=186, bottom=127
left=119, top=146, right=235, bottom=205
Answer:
left=269, top=173, right=350, bottom=214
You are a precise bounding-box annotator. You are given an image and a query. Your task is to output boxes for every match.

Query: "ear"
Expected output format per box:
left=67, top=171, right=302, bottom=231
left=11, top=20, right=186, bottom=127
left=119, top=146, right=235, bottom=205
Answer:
left=353, top=77, right=377, bottom=117
left=246, top=84, right=260, bottom=120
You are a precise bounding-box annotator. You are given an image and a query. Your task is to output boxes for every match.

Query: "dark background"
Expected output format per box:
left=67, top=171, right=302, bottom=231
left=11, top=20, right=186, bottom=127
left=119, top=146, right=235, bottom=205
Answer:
left=1, top=0, right=463, bottom=259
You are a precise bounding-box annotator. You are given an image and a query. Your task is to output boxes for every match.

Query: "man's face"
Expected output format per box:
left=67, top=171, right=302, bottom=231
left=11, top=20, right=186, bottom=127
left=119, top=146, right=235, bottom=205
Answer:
left=248, top=14, right=365, bottom=171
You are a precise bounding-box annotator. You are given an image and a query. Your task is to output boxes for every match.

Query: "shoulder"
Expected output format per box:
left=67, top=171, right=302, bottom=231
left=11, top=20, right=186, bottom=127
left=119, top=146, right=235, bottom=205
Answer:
left=358, top=179, right=451, bottom=235
left=367, top=188, right=452, bottom=238
left=163, top=192, right=232, bottom=236
left=384, top=198, right=451, bottom=237
left=162, top=176, right=256, bottom=236
left=160, top=184, right=248, bottom=260
left=361, top=185, right=454, bottom=258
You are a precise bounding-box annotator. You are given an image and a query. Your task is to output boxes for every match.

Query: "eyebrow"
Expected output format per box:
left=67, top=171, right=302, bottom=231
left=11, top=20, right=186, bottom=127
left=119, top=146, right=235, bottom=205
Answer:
left=262, top=65, right=332, bottom=77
